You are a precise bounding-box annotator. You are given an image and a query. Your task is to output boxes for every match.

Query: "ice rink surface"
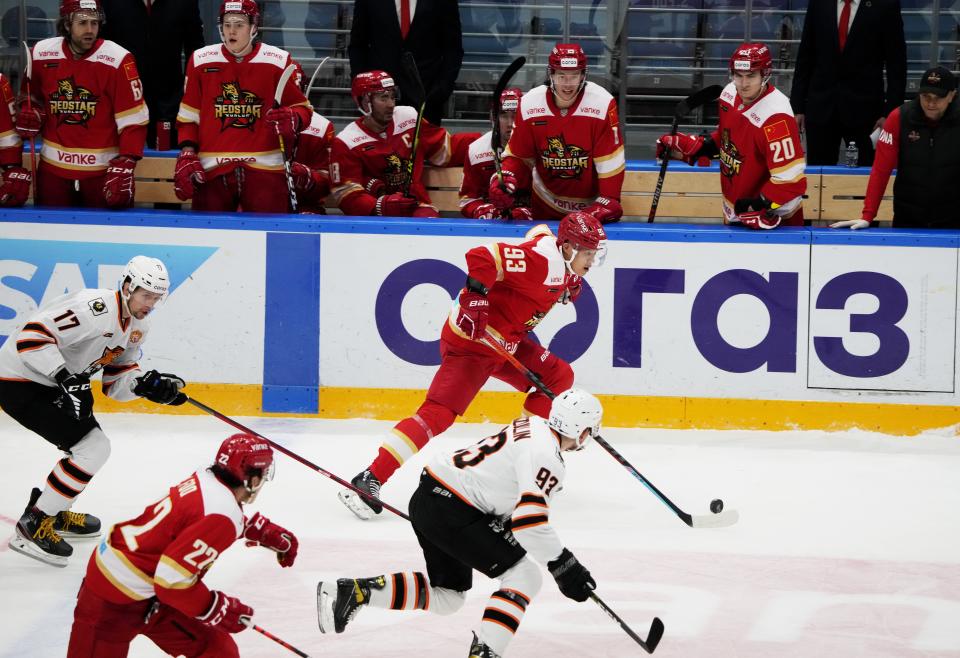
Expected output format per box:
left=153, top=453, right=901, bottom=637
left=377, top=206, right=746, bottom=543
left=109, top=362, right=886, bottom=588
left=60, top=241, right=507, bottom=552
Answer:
left=1, top=411, right=958, bottom=658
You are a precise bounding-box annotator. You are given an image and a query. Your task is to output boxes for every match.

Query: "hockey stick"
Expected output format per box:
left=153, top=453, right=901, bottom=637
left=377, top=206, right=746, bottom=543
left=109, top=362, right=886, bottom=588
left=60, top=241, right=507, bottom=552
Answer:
left=305, top=56, right=329, bottom=101
left=273, top=63, right=299, bottom=213
left=648, top=84, right=723, bottom=223
left=491, top=56, right=525, bottom=194
left=185, top=397, right=410, bottom=521
left=243, top=619, right=312, bottom=657
left=590, top=593, right=665, bottom=654
left=20, top=41, right=37, bottom=201
left=400, top=51, right=425, bottom=198
left=479, top=332, right=738, bottom=529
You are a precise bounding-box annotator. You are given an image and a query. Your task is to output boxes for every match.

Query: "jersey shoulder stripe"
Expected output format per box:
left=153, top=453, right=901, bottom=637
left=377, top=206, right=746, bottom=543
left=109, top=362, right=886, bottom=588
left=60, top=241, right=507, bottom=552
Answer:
left=573, top=81, right=614, bottom=119
left=392, top=105, right=419, bottom=135
left=249, top=43, right=290, bottom=69
left=468, top=131, right=494, bottom=165
left=191, top=44, right=228, bottom=66
left=90, top=40, right=132, bottom=70
left=195, top=469, right=243, bottom=537
left=519, top=85, right=551, bottom=120
left=336, top=120, right=376, bottom=148
left=33, top=38, right=65, bottom=62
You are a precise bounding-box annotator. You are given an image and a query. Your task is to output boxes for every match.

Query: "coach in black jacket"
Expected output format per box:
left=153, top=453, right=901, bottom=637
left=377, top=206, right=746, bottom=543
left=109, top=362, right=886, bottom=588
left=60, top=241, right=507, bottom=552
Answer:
left=790, top=0, right=906, bottom=166
left=101, top=0, right=205, bottom=150
left=348, top=0, right=464, bottom=125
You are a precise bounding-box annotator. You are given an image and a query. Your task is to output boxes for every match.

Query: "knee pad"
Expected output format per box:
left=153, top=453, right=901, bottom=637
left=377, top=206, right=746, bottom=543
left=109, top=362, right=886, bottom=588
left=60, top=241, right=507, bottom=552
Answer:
left=498, top=558, right=543, bottom=600
left=415, top=400, right=457, bottom=438
left=430, top=586, right=467, bottom=616
left=68, top=428, right=111, bottom=475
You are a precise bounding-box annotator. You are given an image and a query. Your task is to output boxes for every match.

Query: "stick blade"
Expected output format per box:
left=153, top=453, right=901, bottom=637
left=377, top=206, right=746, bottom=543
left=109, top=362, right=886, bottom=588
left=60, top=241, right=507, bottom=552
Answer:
left=494, top=56, right=526, bottom=98
left=690, top=507, right=739, bottom=529
left=644, top=617, right=665, bottom=654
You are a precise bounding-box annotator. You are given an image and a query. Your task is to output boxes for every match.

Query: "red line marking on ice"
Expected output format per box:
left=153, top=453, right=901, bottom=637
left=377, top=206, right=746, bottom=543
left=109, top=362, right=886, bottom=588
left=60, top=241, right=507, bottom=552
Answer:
left=0, top=514, right=16, bottom=525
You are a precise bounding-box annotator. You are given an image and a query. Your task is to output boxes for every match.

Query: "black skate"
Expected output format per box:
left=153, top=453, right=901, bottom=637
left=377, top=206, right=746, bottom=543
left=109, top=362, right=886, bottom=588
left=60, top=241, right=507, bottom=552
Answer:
left=54, top=509, right=102, bottom=539
left=317, top=576, right=385, bottom=633
left=469, top=632, right=501, bottom=658
left=337, top=470, right=383, bottom=520
left=7, top=490, right=73, bottom=567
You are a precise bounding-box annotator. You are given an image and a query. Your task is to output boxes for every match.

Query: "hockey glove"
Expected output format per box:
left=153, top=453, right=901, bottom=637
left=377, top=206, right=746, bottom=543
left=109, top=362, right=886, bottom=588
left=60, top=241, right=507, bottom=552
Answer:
left=548, top=548, right=596, bottom=602
left=174, top=151, right=206, bottom=201
left=375, top=192, right=418, bottom=217
left=510, top=206, right=534, bottom=221
left=455, top=289, right=489, bottom=340
left=265, top=106, right=301, bottom=145
left=0, top=166, right=31, bottom=207
left=733, top=197, right=781, bottom=230
left=364, top=177, right=386, bottom=197
left=54, top=370, right=93, bottom=421
left=15, top=103, right=44, bottom=139
left=103, top=156, right=137, bottom=208
left=471, top=202, right=499, bottom=220
left=560, top=274, right=582, bottom=305
left=583, top=196, right=623, bottom=224
left=488, top=170, right=518, bottom=210
left=656, top=133, right=707, bottom=166
left=830, top=219, right=871, bottom=230
left=290, top=161, right=316, bottom=192
left=197, top=591, right=252, bottom=634
left=243, top=512, right=298, bottom=568
left=133, top=370, right=187, bottom=405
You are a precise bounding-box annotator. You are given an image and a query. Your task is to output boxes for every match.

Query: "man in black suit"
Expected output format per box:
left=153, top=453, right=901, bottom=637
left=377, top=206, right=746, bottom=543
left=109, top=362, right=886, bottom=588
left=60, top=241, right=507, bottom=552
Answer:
left=348, top=0, right=464, bottom=125
left=790, top=0, right=906, bottom=166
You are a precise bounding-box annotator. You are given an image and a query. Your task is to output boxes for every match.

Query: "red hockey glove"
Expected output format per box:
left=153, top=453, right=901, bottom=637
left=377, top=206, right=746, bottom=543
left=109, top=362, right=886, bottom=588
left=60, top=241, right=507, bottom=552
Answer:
left=364, top=178, right=386, bottom=197
left=471, top=202, right=498, bottom=219
left=560, top=274, right=582, bottom=304
left=583, top=196, right=623, bottom=224
left=243, top=512, right=298, bottom=568
left=103, top=156, right=137, bottom=208
left=174, top=151, right=205, bottom=201
left=0, top=166, right=31, bottom=207
left=735, top=209, right=782, bottom=230
left=375, top=192, right=418, bottom=216
left=488, top=170, right=518, bottom=210
left=15, top=104, right=44, bottom=139
left=656, top=133, right=705, bottom=165
left=265, top=106, right=301, bottom=145
left=197, top=591, right=252, bottom=634
left=290, top=161, right=315, bottom=192
left=510, top=206, right=534, bottom=221
left=456, top=289, right=489, bottom=340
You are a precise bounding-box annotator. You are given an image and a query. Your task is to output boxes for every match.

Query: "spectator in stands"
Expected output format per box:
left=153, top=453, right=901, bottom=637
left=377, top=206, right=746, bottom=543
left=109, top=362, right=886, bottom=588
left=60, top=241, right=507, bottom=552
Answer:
left=459, top=87, right=533, bottom=220
left=101, top=0, right=204, bottom=151
left=833, top=66, right=960, bottom=230
left=790, top=0, right=906, bottom=166
left=348, top=0, right=464, bottom=125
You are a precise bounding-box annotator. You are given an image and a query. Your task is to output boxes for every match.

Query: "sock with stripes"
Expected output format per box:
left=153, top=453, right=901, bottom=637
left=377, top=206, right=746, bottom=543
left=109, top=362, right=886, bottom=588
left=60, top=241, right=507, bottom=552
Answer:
left=366, top=572, right=431, bottom=611
left=479, top=588, right=531, bottom=655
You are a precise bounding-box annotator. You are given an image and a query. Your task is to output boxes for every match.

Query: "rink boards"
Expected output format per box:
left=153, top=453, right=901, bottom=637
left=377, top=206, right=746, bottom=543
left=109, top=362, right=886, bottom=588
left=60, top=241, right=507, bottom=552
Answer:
left=1, top=209, right=958, bottom=434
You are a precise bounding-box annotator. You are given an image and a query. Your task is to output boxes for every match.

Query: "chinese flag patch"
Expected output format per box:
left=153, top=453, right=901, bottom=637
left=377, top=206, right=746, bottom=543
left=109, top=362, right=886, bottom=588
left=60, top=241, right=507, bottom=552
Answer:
left=123, top=61, right=139, bottom=81
left=763, top=119, right=790, bottom=143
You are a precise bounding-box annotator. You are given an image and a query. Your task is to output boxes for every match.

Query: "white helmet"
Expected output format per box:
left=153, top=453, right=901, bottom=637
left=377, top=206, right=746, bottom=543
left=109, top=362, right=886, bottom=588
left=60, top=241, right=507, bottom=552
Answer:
left=548, top=388, right=603, bottom=450
left=120, top=256, right=169, bottom=298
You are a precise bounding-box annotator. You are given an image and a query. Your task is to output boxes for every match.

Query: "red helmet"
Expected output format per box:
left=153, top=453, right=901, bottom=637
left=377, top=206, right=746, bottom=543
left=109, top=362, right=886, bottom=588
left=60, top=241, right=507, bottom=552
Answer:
left=219, top=0, right=260, bottom=26
left=499, top=87, right=522, bottom=112
left=215, top=433, right=274, bottom=491
left=729, top=42, right=772, bottom=78
left=548, top=43, right=587, bottom=72
left=558, top=211, right=607, bottom=252
left=60, top=0, right=103, bottom=19
left=351, top=70, right=396, bottom=110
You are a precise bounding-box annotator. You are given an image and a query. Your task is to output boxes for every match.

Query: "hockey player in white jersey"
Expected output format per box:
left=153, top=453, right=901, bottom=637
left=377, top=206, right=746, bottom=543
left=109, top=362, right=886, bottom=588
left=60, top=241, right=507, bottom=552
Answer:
left=0, top=256, right=188, bottom=567
left=317, top=388, right=602, bottom=658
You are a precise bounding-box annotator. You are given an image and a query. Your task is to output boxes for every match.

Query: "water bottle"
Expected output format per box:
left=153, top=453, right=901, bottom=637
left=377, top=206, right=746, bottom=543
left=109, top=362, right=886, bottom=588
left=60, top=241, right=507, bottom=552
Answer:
left=844, top=140, right=859, bottom=168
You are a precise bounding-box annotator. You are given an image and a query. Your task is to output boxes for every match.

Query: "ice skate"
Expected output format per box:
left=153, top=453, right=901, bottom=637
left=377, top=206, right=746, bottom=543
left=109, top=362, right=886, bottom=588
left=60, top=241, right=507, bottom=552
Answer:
left=7, top=489, right=73, bottom=567
left=469, top=632, right=501, bottom=658
left=317, top=576, right=383, bottom=633
left=54, top=509, right=102, bottom=539
left=337, top=470, right=383, bottom=520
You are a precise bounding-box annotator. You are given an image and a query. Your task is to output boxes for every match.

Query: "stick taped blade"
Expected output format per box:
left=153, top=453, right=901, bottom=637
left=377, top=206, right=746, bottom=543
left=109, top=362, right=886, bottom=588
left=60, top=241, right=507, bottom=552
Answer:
left=645, top=617, right=665, bottom=654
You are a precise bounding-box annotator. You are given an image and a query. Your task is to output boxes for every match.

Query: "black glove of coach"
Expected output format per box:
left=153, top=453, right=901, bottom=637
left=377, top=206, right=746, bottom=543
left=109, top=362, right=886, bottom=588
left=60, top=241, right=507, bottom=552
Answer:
left=134, top=370, right=187, bottom=405
left=548, top=548, right=596, bottom=602
left=54, top=369, right=93, bottom=420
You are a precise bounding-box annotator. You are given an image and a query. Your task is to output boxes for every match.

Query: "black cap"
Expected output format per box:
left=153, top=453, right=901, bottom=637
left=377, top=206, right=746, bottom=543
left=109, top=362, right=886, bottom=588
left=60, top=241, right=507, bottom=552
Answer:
left=918, top=66, right=958, bottom=97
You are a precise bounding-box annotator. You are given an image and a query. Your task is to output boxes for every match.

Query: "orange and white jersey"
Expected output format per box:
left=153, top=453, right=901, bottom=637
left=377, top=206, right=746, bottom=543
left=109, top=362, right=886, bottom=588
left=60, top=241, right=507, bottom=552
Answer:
left=0, top=73, right=22, bottom=167
left=177, top=42, right=312, bottom=178
left=0, top=288, right=148, bottom=401
left=84, top=469, right=243, bottom=616
left=426, top=416, right=566, bottom=564
left=28, top=37, right=148, bottom=177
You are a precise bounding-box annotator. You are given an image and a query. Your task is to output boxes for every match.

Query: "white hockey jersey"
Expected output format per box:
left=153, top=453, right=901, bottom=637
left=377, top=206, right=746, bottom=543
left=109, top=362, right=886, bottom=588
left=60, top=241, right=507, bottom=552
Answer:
left=426, top=416, right=566, bottom=564
left=0, top=289, right=148, bottom=401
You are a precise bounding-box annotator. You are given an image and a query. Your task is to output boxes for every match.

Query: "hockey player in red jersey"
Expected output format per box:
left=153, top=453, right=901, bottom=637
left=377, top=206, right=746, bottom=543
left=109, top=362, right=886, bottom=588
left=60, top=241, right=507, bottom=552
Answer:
left=0, top=256, right=188, bottom=567
left=329, top=70, right=478, bottom=217
left=320, top=390, right=601, bottom=658
left=0, top=73, right=30, bottom=207
left=14, top=0, right=148, bottom=209
left=339, top=212, right=607, bottom=520
left=289, top=61, right=335, bottom=213
left=66, top=433, right=299, bottom=658
left=174, top=0, right=312, bottom=213
left=488, top=44, right=625, bottom=224
left=460, top=87, right=533, bottom=220
left=656, top=43, right=806, bottom=228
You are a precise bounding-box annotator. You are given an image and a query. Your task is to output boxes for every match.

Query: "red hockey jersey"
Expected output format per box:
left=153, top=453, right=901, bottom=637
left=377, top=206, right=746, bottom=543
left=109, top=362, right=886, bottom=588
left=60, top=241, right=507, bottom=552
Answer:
left=294, top=111, right=335, bottom=212
left=444, top=226, right=575, bottom=352
left=713, top=82, right=806, bottom=224
left=84, top=469, right=244, bottom=617
left=502, top=82, right=625, bottom=218
left=459, top=130, right=530, bottom=217
left=27, top=37, right=148, bottom=178
left=0, top=74, right=22, bottom=167
left=329, top=105, right=477, bottom=215
left=177, top=42, right=311, bottom=179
